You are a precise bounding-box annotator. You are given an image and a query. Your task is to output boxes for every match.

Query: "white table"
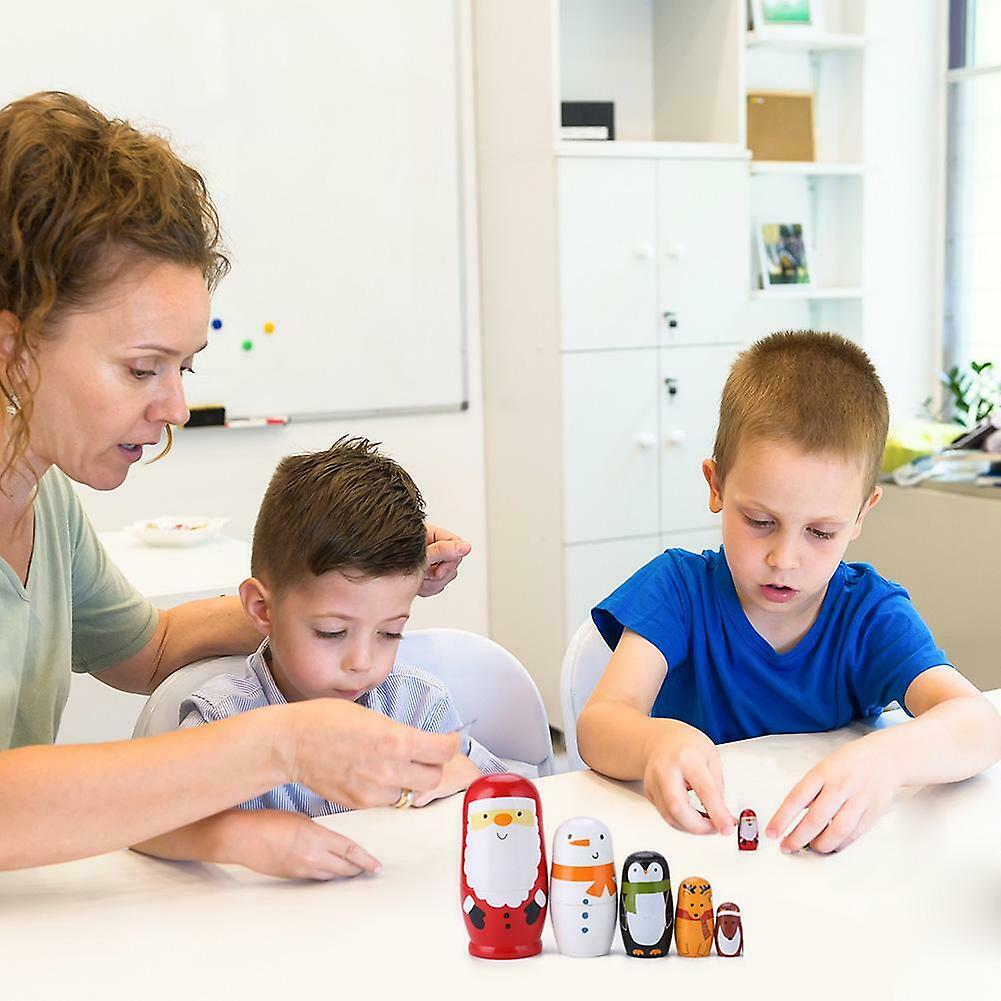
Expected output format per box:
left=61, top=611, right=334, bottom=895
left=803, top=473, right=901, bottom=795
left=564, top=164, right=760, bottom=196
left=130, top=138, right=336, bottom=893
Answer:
left=55, top=533, right=251, bottom=745
left=7, top=693, right=1001, bottom=999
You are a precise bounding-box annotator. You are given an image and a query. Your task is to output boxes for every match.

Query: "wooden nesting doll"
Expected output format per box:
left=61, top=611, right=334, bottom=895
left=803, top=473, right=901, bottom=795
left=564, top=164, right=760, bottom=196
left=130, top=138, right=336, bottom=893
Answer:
left=550, top=817, right=617, bottom=957
left=737, top=809, right=759, bottom=851
left=674, top=876, right=714, bottom=957
left=714, top=902, right=743, bottom=957
left=459, top=774, right=548, bottom=960
left=618, top=851, right=673, bottom=957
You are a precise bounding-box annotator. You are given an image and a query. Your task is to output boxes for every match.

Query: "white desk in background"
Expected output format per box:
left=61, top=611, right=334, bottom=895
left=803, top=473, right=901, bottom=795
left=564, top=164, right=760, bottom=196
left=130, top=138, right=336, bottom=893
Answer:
left=56, top=532, right=251, bottom=745
left=8, top=693, right=1000, bottom=1001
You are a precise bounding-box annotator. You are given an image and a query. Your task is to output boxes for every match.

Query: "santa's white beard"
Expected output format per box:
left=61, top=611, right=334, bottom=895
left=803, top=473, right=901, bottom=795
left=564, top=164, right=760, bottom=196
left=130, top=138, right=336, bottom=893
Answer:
left=464, top=823, right=541, bottom=908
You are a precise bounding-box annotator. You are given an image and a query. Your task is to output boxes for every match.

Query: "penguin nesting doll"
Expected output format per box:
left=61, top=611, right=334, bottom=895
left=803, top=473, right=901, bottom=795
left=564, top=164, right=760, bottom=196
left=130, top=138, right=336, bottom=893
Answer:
left=674, top=876, right=714, bottom=957
left=550, top=817, right=617, bottom=957
left=714, top=902, right=743, bottom=957
left=618, top=851, right=673, bottom=957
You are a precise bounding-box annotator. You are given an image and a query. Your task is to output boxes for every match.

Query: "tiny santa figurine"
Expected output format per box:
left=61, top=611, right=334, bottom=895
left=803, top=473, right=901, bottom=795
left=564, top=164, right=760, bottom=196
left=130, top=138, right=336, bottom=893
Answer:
left=460, top=773, right=549, bottom=959
left=737, top=809, right=759, bottom=851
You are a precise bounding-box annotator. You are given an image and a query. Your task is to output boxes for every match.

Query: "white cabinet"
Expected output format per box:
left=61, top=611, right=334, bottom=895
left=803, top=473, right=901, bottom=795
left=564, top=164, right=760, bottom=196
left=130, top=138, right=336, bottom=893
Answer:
left=564, top=535, right=663, bottom=640
left=477, top=2, right=755, bottom=717
left=657, top=160, right=750, bottom=347
left=559, top=159, right=658, bottom=350
left=562, top=350, right=660, bottom=543
left=560, top=155, right=747, bottom=548
left=659, top=344, right=741, bottom=533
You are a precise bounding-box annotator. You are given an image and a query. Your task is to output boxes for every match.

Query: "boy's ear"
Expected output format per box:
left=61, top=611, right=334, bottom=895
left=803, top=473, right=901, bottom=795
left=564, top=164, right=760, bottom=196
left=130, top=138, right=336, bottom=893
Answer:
left=850, top=485, right=883, bottom=540
left=239, top=577, right=274, bottom=636
left=702, top=459, right=724, bottom=514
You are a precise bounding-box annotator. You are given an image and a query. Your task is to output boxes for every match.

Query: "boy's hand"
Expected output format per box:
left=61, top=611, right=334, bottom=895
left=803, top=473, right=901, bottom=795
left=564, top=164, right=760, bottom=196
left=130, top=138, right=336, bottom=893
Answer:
left=217, top=809, right=383, bottom=881
left=413, top=752, right=481, bottom=808
left=767, top=732, right=901, bottom=854
left=643, top=723, right=736, bottom=836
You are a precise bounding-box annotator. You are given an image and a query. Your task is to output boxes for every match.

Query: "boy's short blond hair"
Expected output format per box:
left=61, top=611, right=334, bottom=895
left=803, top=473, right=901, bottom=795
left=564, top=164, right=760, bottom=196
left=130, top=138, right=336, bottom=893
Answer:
left=713, top=331, right=889, bottom=495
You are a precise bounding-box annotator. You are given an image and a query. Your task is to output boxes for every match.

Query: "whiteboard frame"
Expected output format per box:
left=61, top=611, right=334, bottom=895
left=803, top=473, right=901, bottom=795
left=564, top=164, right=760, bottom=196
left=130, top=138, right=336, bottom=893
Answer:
left=225, top=0, right=474, bottom=425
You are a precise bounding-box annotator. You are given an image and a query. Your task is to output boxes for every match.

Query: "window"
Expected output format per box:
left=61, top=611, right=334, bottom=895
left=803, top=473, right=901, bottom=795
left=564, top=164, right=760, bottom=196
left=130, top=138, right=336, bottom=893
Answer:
left=945, top=1, right=1001, bottom=379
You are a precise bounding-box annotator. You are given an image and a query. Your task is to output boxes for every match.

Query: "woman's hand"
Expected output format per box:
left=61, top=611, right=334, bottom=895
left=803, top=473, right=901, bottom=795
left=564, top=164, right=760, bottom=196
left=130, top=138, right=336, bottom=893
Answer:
left=419, top=523, right=471, bottom=597
left=766, top=732, right=902, bottom=854
left=215, top=809, right=382, bottom=881
left=282, top=699, right=460, bottom=809
left=642, top=721, right=736, bottom=836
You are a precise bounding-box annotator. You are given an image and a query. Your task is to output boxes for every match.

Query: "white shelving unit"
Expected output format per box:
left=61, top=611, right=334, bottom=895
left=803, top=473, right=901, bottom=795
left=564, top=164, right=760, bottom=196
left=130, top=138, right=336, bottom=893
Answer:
left=476, top=0, right=872, bottom=721
left=745, top=30, right=865, bottom=51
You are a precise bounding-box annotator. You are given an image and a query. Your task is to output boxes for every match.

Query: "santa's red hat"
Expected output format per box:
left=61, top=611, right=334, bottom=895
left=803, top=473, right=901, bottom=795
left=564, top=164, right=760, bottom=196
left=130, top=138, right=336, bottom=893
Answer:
left=463, top=773, right=542, bottom=819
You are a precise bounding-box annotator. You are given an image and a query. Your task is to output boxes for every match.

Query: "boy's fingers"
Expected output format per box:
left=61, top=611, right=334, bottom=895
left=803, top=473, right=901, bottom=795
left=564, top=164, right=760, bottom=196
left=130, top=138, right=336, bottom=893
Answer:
left=809, top=800, right=866, bottom=855
left=688, top=767, right=734, bottom=835
left=650, top=770, right=714, bottom=835
left=780, top=788, right=845, bottom=853
left=767, top=771, right=824, bottom=839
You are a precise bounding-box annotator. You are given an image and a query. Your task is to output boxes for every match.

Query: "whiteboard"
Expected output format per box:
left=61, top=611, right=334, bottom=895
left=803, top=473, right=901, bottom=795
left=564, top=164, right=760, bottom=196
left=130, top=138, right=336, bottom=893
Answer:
left=2, top=0, right=469, bottom=420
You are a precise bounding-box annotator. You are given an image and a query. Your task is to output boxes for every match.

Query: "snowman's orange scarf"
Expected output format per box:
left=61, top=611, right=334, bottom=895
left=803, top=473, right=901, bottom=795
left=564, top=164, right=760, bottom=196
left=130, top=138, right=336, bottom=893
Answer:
left=550, top=862, right=616, bottom=897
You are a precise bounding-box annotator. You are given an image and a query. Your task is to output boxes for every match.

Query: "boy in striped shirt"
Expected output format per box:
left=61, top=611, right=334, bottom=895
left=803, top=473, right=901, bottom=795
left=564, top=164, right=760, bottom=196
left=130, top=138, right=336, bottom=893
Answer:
left=176, top=436, right=506, bottom=817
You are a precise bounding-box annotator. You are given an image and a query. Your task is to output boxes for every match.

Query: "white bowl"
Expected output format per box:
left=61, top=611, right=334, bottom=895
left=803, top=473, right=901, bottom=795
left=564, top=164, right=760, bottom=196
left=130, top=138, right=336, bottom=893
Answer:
left=128, top=516, right=230, bottom=548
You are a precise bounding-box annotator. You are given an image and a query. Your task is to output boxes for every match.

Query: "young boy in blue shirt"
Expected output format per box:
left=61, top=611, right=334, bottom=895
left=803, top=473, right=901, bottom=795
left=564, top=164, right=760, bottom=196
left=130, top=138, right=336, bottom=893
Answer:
left=578, top=331, right=1001, bottom=855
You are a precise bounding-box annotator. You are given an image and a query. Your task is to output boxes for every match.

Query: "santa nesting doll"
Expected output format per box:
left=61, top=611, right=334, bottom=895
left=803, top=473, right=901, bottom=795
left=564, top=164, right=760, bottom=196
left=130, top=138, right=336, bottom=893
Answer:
left=460, top=774, right=549, bottom=960
left=737, top=809, right=759, bottom=851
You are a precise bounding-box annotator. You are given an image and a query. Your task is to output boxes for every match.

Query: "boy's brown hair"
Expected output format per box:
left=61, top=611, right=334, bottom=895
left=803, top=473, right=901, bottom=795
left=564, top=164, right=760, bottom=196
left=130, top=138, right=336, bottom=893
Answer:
left=252, top=436, right=427, bottom=592
left=713, top=331, right=889, bottom=494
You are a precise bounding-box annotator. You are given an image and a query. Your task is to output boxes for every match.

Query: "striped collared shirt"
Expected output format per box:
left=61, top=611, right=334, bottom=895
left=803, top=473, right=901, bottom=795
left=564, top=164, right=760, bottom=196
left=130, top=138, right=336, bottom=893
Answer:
left=179, top=639, right=507, bottom=818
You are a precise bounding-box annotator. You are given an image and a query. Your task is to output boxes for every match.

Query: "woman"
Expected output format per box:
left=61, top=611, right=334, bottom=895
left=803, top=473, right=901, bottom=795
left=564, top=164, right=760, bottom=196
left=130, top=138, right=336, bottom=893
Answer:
left=0, top=92, right=469, bottom=880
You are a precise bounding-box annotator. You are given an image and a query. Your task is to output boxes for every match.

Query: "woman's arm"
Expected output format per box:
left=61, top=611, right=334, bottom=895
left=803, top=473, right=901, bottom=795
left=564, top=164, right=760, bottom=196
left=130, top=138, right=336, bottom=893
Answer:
left=92, top=595, right=261, bottom=695
left=0, top=699, right=458, bottom=871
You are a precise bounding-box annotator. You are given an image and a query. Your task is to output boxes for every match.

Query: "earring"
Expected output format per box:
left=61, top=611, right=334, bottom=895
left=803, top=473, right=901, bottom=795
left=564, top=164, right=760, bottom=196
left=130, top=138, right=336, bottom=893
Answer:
left=4, top=391, right=20, bottom=417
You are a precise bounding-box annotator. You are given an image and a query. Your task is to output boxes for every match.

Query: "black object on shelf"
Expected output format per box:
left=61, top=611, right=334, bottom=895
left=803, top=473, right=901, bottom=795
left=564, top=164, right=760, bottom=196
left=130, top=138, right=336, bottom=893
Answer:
left=561, top=101, right=615, bottom=141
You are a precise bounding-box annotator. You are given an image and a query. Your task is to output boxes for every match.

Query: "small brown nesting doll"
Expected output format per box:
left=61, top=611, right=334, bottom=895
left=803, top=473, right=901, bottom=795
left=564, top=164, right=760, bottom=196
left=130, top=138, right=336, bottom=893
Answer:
left=714, top=902, right=743, bottom=957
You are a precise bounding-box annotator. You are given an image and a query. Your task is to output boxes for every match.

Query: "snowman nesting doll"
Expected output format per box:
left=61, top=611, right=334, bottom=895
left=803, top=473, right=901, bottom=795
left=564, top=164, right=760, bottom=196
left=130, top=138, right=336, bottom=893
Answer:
left=618, top=851, right=673, bottom=957
left=550, top=817, right=618, bottom=957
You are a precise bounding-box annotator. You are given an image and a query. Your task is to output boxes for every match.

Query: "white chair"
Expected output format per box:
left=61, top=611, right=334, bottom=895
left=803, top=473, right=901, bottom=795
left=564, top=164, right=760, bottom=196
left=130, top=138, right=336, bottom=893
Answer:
left=132, top=629, right=556, bottom=777
left=397, top=628, right=555, bottom=777
left=132, top=656, right=246, bottom=738
left=559, top=618, right=613, bottom=771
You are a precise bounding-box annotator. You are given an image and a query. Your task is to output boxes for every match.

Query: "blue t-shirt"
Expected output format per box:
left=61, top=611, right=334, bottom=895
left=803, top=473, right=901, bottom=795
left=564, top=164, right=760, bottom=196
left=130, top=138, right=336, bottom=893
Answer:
left=592, top=547, right=950, bottom=744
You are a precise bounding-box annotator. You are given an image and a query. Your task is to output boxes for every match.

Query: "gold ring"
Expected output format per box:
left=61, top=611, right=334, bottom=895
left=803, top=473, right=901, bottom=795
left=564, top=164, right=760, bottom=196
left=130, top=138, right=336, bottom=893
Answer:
left=392, top=788, right=414, bottom=809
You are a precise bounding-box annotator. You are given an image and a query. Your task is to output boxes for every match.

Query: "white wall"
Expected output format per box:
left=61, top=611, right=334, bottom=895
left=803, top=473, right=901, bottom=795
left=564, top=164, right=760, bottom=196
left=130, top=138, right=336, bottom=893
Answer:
left=863, top=1, right=946, bottom=420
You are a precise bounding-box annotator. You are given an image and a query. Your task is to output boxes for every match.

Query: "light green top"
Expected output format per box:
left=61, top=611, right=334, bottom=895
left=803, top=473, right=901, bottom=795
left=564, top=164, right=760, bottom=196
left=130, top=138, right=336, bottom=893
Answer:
left=0, top=468, right=158, bottom=749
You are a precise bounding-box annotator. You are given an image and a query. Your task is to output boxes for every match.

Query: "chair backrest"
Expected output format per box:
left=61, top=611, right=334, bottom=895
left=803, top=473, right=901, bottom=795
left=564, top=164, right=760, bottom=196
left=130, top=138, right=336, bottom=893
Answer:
left=397, top=628, right=555, bottom=776
left=132, top=655, right=247, bottom=738
left=132, top=629, right=555, bottom=776
left=559, top=618, right=613, bottom=771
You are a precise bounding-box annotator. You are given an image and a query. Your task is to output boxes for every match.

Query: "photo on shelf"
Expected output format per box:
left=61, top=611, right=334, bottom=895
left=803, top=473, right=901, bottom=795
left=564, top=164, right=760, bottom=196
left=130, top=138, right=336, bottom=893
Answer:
left=757, top=222, right=814, bottom=288
left=749, top=0, right=825, bottom=31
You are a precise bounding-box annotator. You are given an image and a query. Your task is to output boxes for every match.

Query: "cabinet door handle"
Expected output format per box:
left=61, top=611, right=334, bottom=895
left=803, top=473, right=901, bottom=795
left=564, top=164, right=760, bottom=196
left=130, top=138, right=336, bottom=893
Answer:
left=662, top=310, right=679, bottom=330
left=634, top=243, right=656, bottom=261
left=634, top=431, right=657, bottom=450
left=664, top=241, right=686, bottom=259
left=664, top=377, right=679, bottom=396
left=666, top=428, right=687, bottom=446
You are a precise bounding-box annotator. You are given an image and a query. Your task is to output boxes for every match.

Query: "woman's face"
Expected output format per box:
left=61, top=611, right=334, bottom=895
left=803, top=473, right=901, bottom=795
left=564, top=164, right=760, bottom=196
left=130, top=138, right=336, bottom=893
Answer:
left=25, top=259, right=210, bottom=491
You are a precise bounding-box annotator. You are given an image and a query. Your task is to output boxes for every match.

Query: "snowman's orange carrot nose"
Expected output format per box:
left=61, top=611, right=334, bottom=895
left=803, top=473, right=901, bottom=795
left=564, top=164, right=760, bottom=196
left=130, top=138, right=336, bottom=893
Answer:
left=569, top=838, right=591, bottom=846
